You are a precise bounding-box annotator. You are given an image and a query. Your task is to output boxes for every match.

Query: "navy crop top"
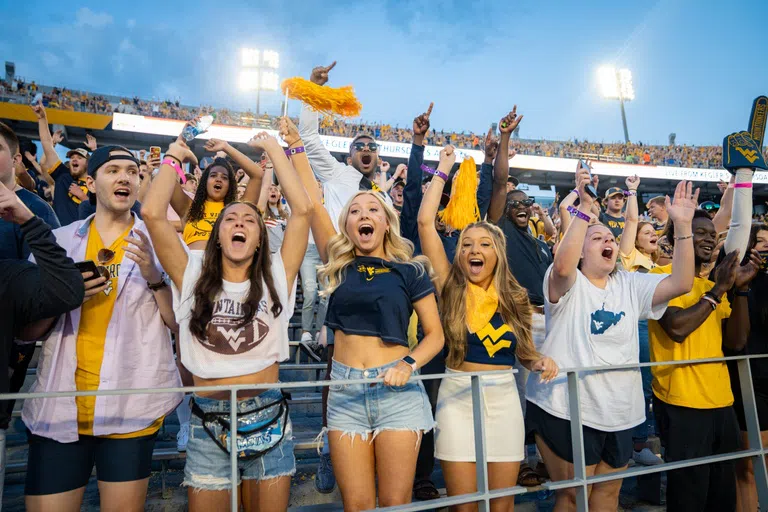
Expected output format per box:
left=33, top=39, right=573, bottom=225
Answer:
left=463, top=312, right=518, bottom=366
left=325, top=256, right=435, bottom=346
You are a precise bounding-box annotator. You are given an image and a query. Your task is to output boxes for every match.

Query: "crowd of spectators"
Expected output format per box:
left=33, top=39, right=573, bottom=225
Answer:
left=2, top=78, right=766, bottom=169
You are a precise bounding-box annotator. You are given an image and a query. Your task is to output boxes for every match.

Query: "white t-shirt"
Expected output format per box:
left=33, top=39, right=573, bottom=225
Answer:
left=172, top=251, right=296, bottom=379
left=526, top=267, right=667, bottom=431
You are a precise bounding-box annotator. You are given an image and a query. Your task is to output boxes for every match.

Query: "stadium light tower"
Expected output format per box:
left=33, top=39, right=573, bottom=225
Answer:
left=239, top=48, right=280, bottom=115
left=598, top=67, right=635, bottom=143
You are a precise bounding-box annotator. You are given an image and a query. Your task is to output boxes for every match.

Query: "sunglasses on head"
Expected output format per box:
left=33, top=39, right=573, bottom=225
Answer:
left=352, top=141, right=378, bottom=152
left=508, top=198, right=534, bottom=208
left=96, top=248, right=115, bottom=280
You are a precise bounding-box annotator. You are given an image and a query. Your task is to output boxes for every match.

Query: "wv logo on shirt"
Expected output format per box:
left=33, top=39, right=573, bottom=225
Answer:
left=477, top=323, right=513, bottom=357
left=217, top=326, right=248, bottom=352
left=590, top=304, right=625, bottom=335
left=357, top=264, right=391, bottom=282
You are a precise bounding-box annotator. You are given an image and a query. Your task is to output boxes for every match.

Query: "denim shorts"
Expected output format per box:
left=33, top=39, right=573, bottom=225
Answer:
left=184, top=388, right=296, bottom=490
left=327, top=359, right=435, bottom=440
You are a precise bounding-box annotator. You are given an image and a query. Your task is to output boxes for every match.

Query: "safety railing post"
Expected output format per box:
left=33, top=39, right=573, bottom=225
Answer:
left=737, top=358, right=768, bottom=507
left=230, top=388, right=238, bottom=512
left=471, top=374, right=490, bottom=512
left=567, top=371, right=589, bottom=512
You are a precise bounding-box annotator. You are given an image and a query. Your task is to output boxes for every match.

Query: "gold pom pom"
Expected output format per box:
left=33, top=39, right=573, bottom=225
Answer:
left=281, top=77, right=362, bottom=118
left=438, top=157, right=480, bottom=230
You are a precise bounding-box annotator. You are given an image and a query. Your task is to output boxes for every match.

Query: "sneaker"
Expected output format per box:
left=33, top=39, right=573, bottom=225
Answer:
left=177, top=422, right=189, bottom=452
left=300, top=341, right=323, bottom=362
left=301, top=331, right=313, bottom=343
left=315, top=453, right=336, bottom=493
left=633, top=447, right=663, bottom=466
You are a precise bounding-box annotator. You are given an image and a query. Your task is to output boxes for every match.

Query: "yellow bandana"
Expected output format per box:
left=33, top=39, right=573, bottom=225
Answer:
left=466, top=282, right=499, bottom=334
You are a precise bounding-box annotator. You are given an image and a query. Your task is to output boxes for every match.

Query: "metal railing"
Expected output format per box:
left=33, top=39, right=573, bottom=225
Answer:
left=3, top=354, right=768, bottom=512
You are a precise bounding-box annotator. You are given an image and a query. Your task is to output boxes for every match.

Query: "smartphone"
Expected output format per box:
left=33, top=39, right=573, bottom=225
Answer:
left=149, top=146, right=161, bottom=160
left=579, top=159, right=598, bottom=199
left=74, top=260, right=100, bottom=280
left=30, top=93, right=43, bottom=106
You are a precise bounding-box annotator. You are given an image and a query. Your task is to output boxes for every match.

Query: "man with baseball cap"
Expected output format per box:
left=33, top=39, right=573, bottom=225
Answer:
left=600, top=186, right=627, bottom=240
left=32, top=101, right=91, bottom=226
left=507, top=173, right=519, bottom=193
left=22, top=144, right=182, bottom=510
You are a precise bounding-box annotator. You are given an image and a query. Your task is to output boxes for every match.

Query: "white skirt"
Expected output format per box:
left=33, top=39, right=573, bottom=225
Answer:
left=434, top=368, right=525, bottom=462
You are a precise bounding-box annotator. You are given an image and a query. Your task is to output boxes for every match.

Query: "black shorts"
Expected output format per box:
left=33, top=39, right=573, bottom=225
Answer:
left=526, top=401, right=634, bottom=468
left=25, top=431, right=158, bottom=495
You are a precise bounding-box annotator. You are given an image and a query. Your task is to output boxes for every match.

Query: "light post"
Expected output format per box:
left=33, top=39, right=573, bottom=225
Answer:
left=239, top=48, right=280, bottom=116
left=598, top=67, right=635, bottom=143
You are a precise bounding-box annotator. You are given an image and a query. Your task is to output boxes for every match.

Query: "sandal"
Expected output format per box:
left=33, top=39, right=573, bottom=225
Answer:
left=413, top=479, right=440, bottom=501
left=535, top=461, right=550, bottom=480
left=517, top=463, right=544, bottom=487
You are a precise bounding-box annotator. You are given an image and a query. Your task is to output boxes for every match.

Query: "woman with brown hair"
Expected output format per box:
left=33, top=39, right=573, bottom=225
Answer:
left=141, top=129, right=312, bottom=512
left=417, top=145, right=558, bottom=512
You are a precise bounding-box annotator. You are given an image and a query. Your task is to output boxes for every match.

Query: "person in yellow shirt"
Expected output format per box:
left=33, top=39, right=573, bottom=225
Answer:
left=648, top=210, right=760, bottom=512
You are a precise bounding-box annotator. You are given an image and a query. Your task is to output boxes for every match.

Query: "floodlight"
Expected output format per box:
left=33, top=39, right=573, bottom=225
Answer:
left=262, top=50, right=279, bottom=69
left=241, top=48, right=260, bottom=67
left=239, top=69, right=259, bottom=91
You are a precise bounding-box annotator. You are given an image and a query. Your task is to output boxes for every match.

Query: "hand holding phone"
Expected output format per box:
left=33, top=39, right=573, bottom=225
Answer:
left=579, top=160, right=598, bottom=199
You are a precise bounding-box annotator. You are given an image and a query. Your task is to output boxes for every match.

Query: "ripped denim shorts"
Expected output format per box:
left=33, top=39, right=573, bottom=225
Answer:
left=326, top=359, right=435, bottom=441
left=183, top=389, right=295, bottom=491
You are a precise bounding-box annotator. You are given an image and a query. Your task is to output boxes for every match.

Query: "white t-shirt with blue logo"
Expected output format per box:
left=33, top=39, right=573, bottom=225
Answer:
left=526, top=267, right=667, bottom=431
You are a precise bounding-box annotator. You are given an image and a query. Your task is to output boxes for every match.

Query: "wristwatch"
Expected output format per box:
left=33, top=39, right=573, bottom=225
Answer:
left=401, top=355, right=417, bottom=372
left=147, top=273, right=169, bottom=291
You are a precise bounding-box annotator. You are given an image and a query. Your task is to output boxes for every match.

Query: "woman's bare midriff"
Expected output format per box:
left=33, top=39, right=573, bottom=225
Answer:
left=453, top=361, right=513, bottom=372
left=193, top=362, right=279, bottom=400
left=333, top=332, right=410, bottom=369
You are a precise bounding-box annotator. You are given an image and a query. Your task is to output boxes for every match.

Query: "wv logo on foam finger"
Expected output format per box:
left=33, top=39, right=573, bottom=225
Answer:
left=735, top=147, right=760, bottom=163
left=478, top=323, right=513, bottom=358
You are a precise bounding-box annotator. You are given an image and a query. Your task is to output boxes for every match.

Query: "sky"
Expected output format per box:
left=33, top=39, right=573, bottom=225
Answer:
left=1, top=0, right=767, bottom=147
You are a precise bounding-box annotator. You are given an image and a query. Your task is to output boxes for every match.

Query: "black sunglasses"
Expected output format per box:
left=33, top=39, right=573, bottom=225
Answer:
left=507, top=198, right=534, bottom=208
left=352, top=142, right=378, bottom=152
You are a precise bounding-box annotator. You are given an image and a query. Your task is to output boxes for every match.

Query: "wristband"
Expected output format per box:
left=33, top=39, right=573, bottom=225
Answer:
left=734, top=183, right=753, bottom=189
left=674, top=234, right=693, bottom=241
left=624, top=190, right=637, bottom=196
left=571, top=189, right=579, bottom=195
left=735, top=289, right=751, bottom=297
left=147, top=273, right=169, bottom=291
left=705, top=291, right=722, bottom=304
left=285, top=146, right=305, bottom=157
left=420, top=164, right=449, bottom=182
left=701, top=294, right=718, bottom=310
left=567, top=205, right=591, bottom=223
left=162, top=157, right=186, bottom=184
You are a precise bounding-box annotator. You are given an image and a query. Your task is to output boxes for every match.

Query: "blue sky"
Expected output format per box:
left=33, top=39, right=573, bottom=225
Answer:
left=1, top=0, right=766, bottom=146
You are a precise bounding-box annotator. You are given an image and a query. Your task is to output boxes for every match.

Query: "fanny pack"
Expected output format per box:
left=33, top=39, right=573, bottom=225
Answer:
left=190, top=395, right=289, bottom=460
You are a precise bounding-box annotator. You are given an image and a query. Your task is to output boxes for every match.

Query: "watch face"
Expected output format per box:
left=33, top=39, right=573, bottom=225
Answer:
left=403, top=355, right=416, bottom=365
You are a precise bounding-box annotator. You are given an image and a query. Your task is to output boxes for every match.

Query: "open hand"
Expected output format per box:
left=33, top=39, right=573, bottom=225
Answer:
left=310, top=61, right=336, bottom=86
left=665, top=180, right=700, bottom=226
left=734, top=249, right=761, bottom=289
left=713, top=251, right=739, bottom=296
left=124, top=229, right=162, bottom=283
left=85, top=134, right=97, bottom=151
left=484, top=127, right=499, bottom=162
left=413, top=102, right=433, bottom=137
left=68, top=183, right=88, bottom=201
left=51, top=130, right=64, bottom=146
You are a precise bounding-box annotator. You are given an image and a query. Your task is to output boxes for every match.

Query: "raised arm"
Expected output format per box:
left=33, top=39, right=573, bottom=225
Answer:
left=619, top=175, right=641, bottom=256
left=532, top=203, right=556, bottom=238
left=141, top=141, right=197, bottom=289
left=31, top=101, right=59, bottom=173
left=203, top=138, right=264, bottom=205
left=279, top=117, right=336, bottom=263
left=401, top=103, right=433, bottom=246
left=487, top=108, right=523, bottom=223
left=558, top=188, right=579, bottom=235
left=477, top=128, right=498, bottom=219
left=713, top=176, right=735, bottom=234
left=297, top=62, right=346, bottom=183
left=256, top=161, right=273, bottom=214
left=651, top=181, right=698, bottom=307
left=25, top=150, right=54, bottom=188
left=417, top=146, right=456, bottom=291
left=548, top=163, right=593, bottom=302
left=247, top=131, right=313, bottom=287
left=137, top=154, right=160, bottom=204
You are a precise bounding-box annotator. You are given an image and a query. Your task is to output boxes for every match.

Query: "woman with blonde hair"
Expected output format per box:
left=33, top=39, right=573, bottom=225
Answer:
left=418, top=145, right=557, bottom=511
left=279, top=117, right=444, bottom=511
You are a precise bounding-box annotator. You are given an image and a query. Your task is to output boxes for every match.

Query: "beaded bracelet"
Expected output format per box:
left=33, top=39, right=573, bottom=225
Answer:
left=567, top=205, right=591, bottom=223
left=420, top=164, right=449, bottom=181
left=701, top=295, right=718, bottom=310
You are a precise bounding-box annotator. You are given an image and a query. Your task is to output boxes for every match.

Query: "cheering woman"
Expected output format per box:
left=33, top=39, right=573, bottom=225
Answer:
left=418, top=145, right=557, bottom=511
left=279, top=116, right=444, bottom=511
left=525, top=163, right=698, bottom=511
left=142, top=131, right=311, bottom=512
